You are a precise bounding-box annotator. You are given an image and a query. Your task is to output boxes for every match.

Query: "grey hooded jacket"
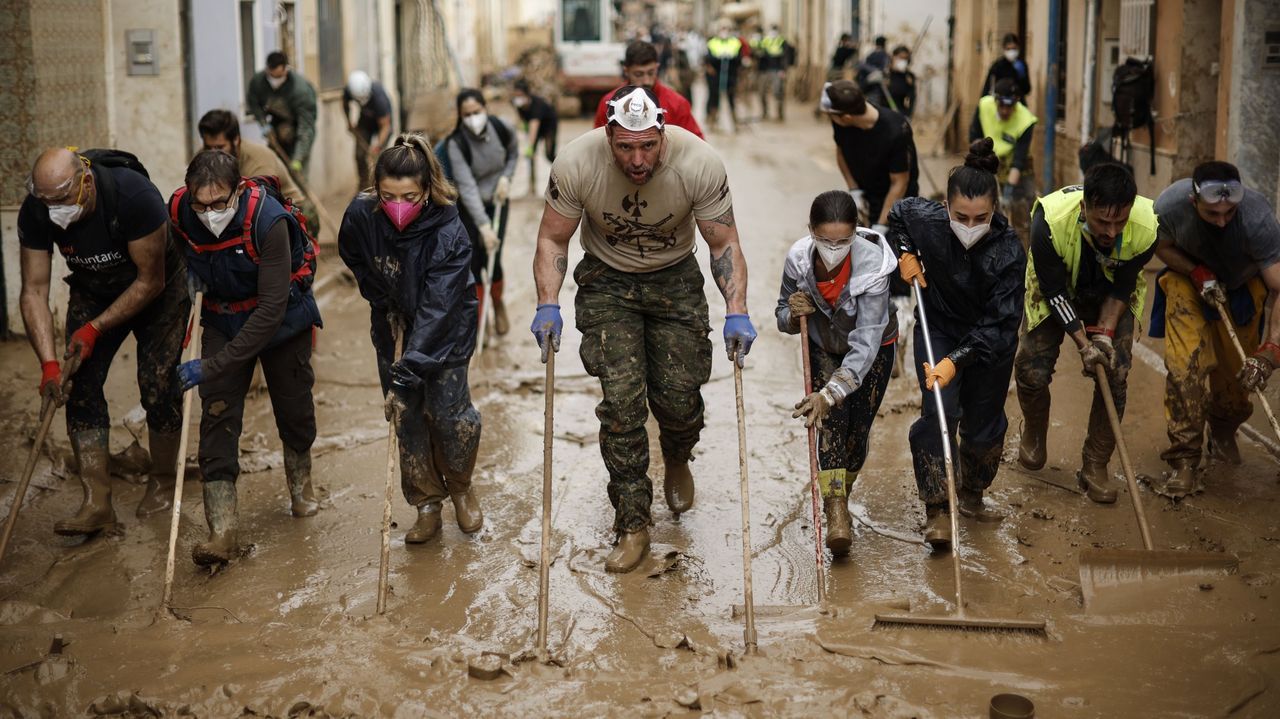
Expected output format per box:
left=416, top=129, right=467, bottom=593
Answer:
left=775, top=228, right=899, bottom=396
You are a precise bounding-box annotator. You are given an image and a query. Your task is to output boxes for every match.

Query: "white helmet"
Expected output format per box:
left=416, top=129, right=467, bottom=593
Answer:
left=347, top=71, right=372, bottom=103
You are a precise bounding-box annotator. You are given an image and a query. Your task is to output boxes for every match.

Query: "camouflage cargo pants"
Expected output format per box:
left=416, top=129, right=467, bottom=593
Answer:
left=574, top=254, right=713, bottom=533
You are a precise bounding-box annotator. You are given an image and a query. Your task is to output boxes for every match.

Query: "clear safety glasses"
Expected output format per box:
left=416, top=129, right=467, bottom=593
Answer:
left=1194, top=179, right=1244, bottom=205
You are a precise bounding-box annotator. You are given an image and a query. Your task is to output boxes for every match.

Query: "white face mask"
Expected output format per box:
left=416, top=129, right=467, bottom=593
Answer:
left=464, top=112, right=489, bottom=135
left=1004, top=48, right=1019, bottom=62
left=199, top=203, right=238, bottom=237
left=48, top=203, right=85, bottom=230
left=513, top=96, right=529, bottom=108
left=267, top=73, right=287, bottom=89
left=894, top=58, right=909, bottom=72
left=950, top=219, right=990, bottom=249
left=815, top=240, right=851, bottom=270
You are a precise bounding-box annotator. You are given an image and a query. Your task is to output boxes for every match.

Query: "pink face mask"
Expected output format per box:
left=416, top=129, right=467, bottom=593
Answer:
left=381, top=199, right=424, bottom=232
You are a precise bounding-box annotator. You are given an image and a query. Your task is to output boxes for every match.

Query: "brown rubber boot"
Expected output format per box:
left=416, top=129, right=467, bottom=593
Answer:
left=1077, top=460, right=1118, bottom=503
left=1164, top=462, right=1199, bottom=496
left=1208, top=425, right=1242, bottom=465
left=1016, top=387, right=1050, bottom=470
left=54, top=430, right=118, bottom=536
left=136, top=429, right=180, bottom=518
left=605, top=528, right=650, bottom=573
left=493, top=298, right=509, bottom=336
left=824, top=497, right=852, bottom=556
left=405, top=502, right=442, bottom=544
left=663, top=457, right=695, bottom=515
left=450, top=490, right=483, bottom=533
left=923, top=506, right=951, bottom=552
left=192, top=480, right=240, bottom=566
left=283, top=446, right=319, bottom=517
left=958, top=489, right=1005, bottom=523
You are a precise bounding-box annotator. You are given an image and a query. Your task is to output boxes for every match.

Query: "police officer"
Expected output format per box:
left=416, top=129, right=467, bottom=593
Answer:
left=753, top=25, right=792, bottom=121
left=19, top=147, right=188, bottom=536
left=705, top=21, right=745, bottom=130
left=169, top=149, right=322, bottom=566
left=970, top=78, right=1038, bottom=228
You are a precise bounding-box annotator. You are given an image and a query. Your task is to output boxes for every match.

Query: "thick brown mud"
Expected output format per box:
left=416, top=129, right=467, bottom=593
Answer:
left=2, top=115, right=1279, bottom=717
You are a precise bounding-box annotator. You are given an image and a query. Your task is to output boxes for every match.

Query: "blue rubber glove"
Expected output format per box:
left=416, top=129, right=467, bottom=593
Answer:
left=177, top=359, right=204, bottom=392
left=723, top=314, right=757, bottom=368
left=530, top=304, right=563, bottom=363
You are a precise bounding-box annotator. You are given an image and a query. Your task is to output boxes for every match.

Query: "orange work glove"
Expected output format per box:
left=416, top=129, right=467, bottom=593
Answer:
left=922, top=357, right=956, bottom=390
left=898, top=252, right=926, bottom=287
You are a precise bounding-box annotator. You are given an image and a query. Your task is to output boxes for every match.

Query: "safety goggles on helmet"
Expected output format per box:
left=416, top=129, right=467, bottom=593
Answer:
left=606, top=88, right=665, bottom=132
left=996, top=94, right=1018, bottom=106
left=1194, top=179, right=1244, bottom=205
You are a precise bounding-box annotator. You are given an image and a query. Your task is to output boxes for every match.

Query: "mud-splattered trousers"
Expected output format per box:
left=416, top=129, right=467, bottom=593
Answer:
left=198, top=327, right=316, bottom=484
left=459, top=199, right=508, bottom=303
left=1013, top=301, right=1135, bottom=468
left=811, top=341, right=895, bottom=497
left=371, top=312, right=481, bottom=507
left=1160, top=273, right=1266, bottom=466
left=574, top=254, right=714, bottom=533
left=63, top=280, right=189, bottom=436
left=909, top=323, right=1016, bottom=505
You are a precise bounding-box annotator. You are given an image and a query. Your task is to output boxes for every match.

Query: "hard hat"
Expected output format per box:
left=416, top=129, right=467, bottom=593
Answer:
left=347, top=71, right=372, bottom=103
left=606, top=87, right=666, bottom=132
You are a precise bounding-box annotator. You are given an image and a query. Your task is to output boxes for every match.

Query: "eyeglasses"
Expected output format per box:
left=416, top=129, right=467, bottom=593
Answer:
left=190, top=189, right=237, bottom=213
left=811, top=231, right=856, bottom=245
left=1194, top=180, right=1244, bottom=205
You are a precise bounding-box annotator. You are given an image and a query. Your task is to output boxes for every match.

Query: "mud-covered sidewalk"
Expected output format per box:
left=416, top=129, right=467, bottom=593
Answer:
left=2, top=112, right=1278, bottom=718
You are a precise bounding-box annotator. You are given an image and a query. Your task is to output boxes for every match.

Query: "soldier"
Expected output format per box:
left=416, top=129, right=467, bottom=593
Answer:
left=530, top=87, right=756, bottom=572
left=18, top=147, right=189, bottom=534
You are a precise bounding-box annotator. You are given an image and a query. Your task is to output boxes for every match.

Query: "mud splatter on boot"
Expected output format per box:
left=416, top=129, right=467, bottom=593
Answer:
left=283, top=446, right=319, bottom=517
left=605, top=528, right=650, bottom=573
left=824, top=497, right=852, bottom=556
left=54, top=429, right=117, bottom=536
left=1208, top=425, right=1242, bottom=465
left=958, top=489, right=1005, bottom=523
left=406, top=502, right=442, bottom=544
left=1017, top=387, right=1050, bottom=471
left=450, top=490, right=483, bottom=533
left=663, top=457, right=694, bottom=515
left=924, top=505, right=951, bottom=552
left=1077, top=460, right=1118, bottom=504
left=136, top=430, right=180, bottom=518
left=192, top=480, right=239, bottom=567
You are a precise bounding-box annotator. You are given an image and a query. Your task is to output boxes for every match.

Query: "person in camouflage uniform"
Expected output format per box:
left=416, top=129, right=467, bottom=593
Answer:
left=530, top=86, right=757, bottom=573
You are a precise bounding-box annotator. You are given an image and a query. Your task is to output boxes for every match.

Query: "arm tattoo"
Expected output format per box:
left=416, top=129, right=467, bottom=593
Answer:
left=711, top=247, right=735, bottom=296
left=554, top=255, right=568, bottom=276
left=708, top=208, right=735, bottom=228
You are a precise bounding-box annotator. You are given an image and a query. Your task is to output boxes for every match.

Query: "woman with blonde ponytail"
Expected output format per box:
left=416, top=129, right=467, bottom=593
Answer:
left=885, top=138, right=1027, bottom=550
left=338, top=133, right=486, bottom=545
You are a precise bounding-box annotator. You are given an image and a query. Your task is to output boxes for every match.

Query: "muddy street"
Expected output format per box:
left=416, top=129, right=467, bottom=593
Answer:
left=2, top=113, right=1279, bottom=718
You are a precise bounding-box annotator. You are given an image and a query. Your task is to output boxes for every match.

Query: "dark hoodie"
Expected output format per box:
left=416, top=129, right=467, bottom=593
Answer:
left=338, top=195, right=477, bottom=388
left=887, top=197, right=1026, bottom=368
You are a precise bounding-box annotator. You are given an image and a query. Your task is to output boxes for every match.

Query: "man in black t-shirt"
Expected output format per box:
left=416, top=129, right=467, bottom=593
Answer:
left=511, top=79, right=559, bottom=194
left=822, top=80, right=920, bottom=234
left=344, top=70, right=394, bottom=191
left=18, top=147, right=190, bottom=537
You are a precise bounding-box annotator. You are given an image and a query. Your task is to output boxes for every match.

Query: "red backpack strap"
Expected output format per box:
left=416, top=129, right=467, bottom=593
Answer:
left=168, top=188, right=194, bottom=247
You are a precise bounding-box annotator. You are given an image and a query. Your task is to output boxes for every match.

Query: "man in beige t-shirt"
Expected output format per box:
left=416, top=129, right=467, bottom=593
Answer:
left=197, top=109, right=320, bottom=234
left=531, top=86, right=757, bottom=573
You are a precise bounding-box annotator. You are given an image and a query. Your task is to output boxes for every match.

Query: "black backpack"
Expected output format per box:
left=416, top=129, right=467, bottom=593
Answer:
left=1110, top=58, right=1156, bottom=175
left=81, top=149, right=150, bottom=243
left=433, top=117, right=514, bottom=183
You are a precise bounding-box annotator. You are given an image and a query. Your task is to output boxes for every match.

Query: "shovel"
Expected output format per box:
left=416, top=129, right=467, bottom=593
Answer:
left=1213, top=299, right=1280, bottom=446
left=161, top=295, right=204, bottom=613
left=535, top=343, right=555, bottom=661
left=473, top=201, right=507, bottom=363
left=376, top=319, right=403, bottom=615
left=1077, top=364, right=1239, bottom=608
left=0, top=365, right=72, bottom=566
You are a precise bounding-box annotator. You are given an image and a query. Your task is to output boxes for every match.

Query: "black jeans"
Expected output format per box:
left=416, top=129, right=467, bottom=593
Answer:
left=908, top=323, right=1014, bottom=506
left=197, top=326, right=316, bottom=484
left=64, top=278, right=188, bottom=435
left=459, top=199, right=507, bottom=296
left=810, top=340, right=895, bottom=497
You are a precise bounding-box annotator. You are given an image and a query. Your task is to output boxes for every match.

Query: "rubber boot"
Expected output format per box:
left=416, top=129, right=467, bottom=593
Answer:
left=1017, top=387, right=1050, bottom=471
left=923, top=505, right=951, bottom=552
left=493, top=298, right=509, bottom=336
left=283, top=446, right=319, bottom=517
left=54, top=429, right=118, bottom=536
left=823, top=497, right=852, bottom=556
left=663, top=457, right=695, bottom=515
left=1208, top=424, right=1242, bottom=465
left=1164, top=461, right=1198, bottom=495
left=405, top=502, right=442, bottom=544
left=605, top=528, right=650, bottom=573
left=192, top=480, right=239, bottom=566
left=1077, top=460, right=1118, bottom=504
left=958, top=489, right=1005, bottom=523
left=136, top=429, right=180, bottom=518
left=451, top=490, right=483, bottom=533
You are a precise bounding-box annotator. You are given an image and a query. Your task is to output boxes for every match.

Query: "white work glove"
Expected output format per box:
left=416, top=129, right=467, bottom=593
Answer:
left=848, top=188, right=869, bottom=220
left=480, top=224, right=500, bottom=253
left=494, top=176, right=511, bottom=205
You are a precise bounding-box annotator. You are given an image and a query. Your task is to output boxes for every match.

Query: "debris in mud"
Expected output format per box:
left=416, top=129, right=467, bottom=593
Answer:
left=88, top=691, right=163, bottom=717
left=673, top=686, right=700, bottom=709
left=1031, top=508, right=1054, bottom=520
left=467, top=653, right=507, bottom=680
